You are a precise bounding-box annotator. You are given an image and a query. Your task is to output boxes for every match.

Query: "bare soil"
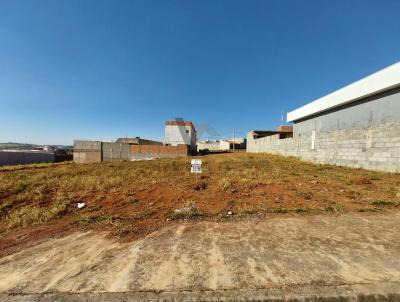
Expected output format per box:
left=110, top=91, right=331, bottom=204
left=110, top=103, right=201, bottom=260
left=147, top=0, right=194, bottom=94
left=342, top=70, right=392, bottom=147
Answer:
left=0, top=152, right=399, bottom=257
left=1, top=213, right=400, bottom=294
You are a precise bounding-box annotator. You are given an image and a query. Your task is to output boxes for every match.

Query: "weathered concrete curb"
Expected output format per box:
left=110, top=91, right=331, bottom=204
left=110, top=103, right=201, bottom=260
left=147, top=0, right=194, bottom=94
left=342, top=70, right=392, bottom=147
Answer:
left=1, top=282, right=400, bottom=302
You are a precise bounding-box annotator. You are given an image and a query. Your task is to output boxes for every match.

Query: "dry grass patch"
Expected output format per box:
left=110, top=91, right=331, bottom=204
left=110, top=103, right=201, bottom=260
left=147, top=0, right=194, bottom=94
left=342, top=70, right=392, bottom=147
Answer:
left=167, top=202, right=204, bottom=221
left=5, top=198, right=70, bottom=229
left=370, top=200, right=399, bottom=207
left=0, top=152, right=400, bottom=244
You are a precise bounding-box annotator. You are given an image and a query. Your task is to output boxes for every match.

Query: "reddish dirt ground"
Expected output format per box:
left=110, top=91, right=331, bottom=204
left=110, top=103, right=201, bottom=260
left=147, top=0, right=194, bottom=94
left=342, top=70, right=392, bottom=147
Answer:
left=1, top=152, right=399, bottom=257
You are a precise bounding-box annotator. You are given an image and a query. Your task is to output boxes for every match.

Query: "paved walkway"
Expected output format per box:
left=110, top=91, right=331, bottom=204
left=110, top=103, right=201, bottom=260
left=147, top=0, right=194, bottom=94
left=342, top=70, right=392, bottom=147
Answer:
left=1, top=213, right=400, bottom=301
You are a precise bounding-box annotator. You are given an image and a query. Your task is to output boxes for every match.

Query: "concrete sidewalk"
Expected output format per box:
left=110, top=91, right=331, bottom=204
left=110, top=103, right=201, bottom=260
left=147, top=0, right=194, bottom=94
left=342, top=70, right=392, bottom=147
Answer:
left=1, top=213, right=400, bottom=301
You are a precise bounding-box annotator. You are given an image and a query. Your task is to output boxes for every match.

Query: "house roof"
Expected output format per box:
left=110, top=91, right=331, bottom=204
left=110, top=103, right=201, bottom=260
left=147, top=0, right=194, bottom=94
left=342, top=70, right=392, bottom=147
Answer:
left=287, top=61, right=400, bottom=122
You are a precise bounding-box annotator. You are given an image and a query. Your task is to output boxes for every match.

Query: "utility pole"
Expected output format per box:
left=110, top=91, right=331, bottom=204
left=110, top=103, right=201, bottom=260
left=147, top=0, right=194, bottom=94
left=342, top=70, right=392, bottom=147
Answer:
left=233, top=128, right=235, bottom=151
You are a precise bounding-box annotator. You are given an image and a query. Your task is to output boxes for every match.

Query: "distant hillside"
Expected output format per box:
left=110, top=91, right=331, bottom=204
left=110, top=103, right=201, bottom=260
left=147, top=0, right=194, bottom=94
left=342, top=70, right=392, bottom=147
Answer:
left=0, top=142, right=41, bottom=150
left=0, top=142, right=72, bottom=150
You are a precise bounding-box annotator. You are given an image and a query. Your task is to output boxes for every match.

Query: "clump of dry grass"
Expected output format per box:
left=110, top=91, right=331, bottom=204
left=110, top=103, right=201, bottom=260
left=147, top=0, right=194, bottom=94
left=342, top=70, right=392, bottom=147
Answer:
left=219, top=177, right=235, bottom=191
left=325, top=202, right=344, bottom=213
left=0, top=200, right=13, bottom=212
left=168, top=202, right=204, bottom=220
left=73, top=214, right=106, bottom=226
left=358, top=207, right=380, bottom=213
left=266, top=207, right=313, bottom=214
left=5, top=198, right=70, bottom=229
left=236, top=202, right=261, bottom=215
left=192, top=180, right=208, bottom=191
left=370, top=200, right=399, bottom=207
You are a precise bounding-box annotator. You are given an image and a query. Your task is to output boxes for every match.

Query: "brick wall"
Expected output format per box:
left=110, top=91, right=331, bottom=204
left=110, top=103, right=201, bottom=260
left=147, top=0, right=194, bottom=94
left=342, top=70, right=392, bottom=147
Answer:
left=130, top=144, right=189, bottom=159
left=247, top=122, right=400, bottom=173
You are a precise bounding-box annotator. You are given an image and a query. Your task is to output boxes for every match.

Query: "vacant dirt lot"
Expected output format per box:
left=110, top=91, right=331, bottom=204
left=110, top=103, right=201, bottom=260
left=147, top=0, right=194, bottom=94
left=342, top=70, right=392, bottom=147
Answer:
left=0, top=213, right=399, bottom=300
left=0, top=152, right=400, bottom=257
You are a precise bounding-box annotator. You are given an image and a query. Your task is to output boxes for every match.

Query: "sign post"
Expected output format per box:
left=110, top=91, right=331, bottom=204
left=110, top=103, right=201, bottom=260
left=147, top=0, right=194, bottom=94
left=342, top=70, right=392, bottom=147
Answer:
left=191, top=159, right=202, bottom=181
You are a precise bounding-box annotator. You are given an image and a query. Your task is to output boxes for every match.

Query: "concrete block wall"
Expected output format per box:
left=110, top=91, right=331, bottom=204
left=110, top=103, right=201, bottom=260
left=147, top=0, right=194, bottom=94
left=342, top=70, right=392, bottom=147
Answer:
left=0, top=151, right=55, bottom=166
left=73, top=140, right=190, bottom=163
left=73, top=140, right=102, bottom=164
left=247, top=122, right=400, bottom=173
left=102, top=143, right=130, bottom=161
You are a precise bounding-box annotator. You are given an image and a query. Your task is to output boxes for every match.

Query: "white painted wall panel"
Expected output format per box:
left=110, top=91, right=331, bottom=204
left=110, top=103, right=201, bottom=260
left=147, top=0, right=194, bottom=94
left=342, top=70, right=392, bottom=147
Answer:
left=165, top=125, right=196, bottom=150
left=287, top=62, right=400, bottom=122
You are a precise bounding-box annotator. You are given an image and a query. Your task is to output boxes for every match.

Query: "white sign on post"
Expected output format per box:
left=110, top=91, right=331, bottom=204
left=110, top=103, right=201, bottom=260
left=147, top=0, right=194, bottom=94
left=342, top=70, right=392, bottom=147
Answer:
left=191, top=159, right=202, bottom=174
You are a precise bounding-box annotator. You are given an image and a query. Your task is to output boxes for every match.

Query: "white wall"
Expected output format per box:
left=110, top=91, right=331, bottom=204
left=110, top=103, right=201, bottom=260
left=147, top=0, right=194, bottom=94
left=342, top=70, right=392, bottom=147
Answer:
left=197, top=141, right=220, bottom=151
left=197, top=140, right=230, bottom=151
left=165, top=125, right=196, bottom=150
left=288, top=62, right=400, bottom=122
left=220, top=140, right=230, bottom=150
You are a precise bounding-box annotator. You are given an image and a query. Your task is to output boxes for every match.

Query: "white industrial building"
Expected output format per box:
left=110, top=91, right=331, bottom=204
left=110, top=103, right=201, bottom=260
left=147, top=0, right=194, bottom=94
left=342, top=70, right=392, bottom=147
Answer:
left=247, top=61, right=400, bottom=172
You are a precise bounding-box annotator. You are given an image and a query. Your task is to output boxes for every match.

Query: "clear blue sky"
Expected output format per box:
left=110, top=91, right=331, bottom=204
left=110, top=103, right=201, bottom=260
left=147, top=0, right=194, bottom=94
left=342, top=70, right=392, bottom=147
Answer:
left=1, top=0, right=400, bottom=145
